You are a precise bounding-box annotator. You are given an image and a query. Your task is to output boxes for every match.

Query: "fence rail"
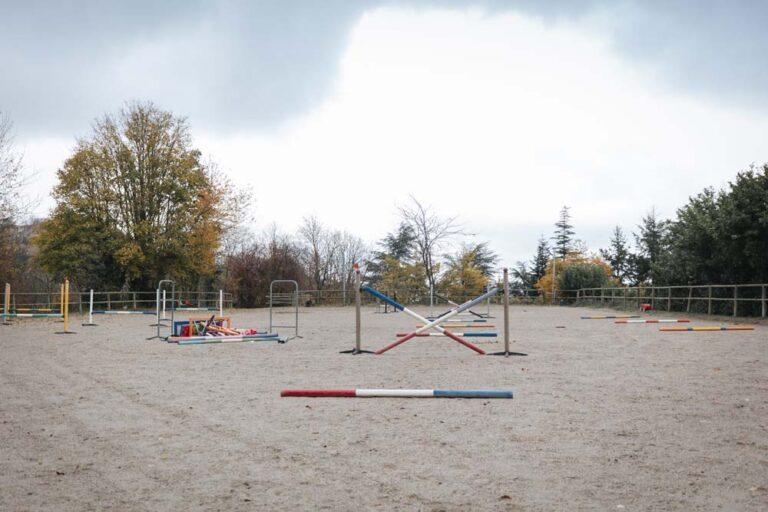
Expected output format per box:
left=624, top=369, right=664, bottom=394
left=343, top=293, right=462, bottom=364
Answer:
left=577, top=284, right=767, bottom=318
left=5, top=289, right=234, bottom=314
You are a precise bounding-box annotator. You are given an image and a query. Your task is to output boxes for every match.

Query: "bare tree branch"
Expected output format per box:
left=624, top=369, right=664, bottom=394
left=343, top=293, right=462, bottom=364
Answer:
left=398, top=195, right=462, bottom=289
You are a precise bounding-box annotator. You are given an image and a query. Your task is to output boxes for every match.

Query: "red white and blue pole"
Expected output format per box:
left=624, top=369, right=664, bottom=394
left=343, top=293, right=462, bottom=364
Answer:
left=281, top=389, right=513, bottom=398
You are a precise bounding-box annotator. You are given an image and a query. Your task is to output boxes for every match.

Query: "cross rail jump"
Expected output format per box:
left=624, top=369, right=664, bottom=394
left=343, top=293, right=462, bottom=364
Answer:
left=361, top=285, right=497, bottom=354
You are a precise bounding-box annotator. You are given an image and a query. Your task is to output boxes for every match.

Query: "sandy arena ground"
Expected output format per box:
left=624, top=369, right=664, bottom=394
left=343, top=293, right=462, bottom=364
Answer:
left=1, top=305, right=766, bottom=511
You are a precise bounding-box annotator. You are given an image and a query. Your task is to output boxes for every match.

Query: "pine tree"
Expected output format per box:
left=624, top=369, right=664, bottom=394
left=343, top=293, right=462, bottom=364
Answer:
left=553, top=206, right=575, bottom=258
left=365, top=222, right=417, bottom=286
left=530, top=236, right=550, bottom=282
left=600, top=226, right=630, bottom=283
left=633, top=208, right=669, bottom=284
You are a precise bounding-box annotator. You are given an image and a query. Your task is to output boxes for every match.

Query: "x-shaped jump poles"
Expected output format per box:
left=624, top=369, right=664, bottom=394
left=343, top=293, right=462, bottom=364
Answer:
left=361, top=286, right=498, bottom=355
left=433, top=292, right=486, bottom=320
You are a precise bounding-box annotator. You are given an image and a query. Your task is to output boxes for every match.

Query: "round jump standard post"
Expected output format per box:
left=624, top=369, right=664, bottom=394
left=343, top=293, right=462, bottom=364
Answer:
left=147, top=279, right=175, bottom=340
left=2, top=283, right=9, bottom=325
left=55, top=278, right=76, bottom=335
left=489, top=268, right=526, bottom=357
left=82, top=289, right=97, bottom=326
left=341, top=263, right=374, bottom=354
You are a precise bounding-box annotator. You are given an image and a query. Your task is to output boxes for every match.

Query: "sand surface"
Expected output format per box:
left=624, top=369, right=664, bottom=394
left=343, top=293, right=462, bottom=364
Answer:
left=1, top=305, right=766, bottom=511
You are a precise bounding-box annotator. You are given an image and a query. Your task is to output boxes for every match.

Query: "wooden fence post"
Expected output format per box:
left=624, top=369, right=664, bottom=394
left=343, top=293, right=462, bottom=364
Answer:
left=667, top=287, right=671, bottom=312
left=707, top=286, right=712, bottom=315
left=733, top=286, right=738, bottom=318
left=686, top=287, right=692, bottom=313
left=762, top=285, right=766, bottom=318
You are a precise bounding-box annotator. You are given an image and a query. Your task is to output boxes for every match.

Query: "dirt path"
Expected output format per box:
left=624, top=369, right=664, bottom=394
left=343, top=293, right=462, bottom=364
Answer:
left=1, top=306, right=766, bottom=510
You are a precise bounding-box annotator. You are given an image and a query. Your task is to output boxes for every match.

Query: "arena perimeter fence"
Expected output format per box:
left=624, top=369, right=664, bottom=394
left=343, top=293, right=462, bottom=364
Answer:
left=296, top=284, right=768, bottom=319
left=6, top=283, right=766, bottom=319
left=576, top=284, right=767, bottom=318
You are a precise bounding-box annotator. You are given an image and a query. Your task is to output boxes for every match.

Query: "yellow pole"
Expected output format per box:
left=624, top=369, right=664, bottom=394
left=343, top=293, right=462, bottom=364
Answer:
left=56, top=278, right=75, bottom=335
left=63, top=279, right=69, bottom=332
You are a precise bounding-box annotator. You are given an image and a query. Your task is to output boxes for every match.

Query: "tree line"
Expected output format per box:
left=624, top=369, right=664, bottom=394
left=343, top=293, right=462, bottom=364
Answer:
left=2, top=102, right=766, bottom=307
left=0, top=103, right=498, bottom=307
left=512, top=165, right=768, bottom=298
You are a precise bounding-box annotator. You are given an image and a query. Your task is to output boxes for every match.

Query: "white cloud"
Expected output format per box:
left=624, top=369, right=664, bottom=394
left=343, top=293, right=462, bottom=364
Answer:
left=23, top=6, right=768, bottom=266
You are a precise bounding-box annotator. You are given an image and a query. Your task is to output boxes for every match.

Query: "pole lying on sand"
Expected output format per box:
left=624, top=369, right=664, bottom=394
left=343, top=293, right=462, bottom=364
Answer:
left=615, top=319, right=690, bottom=324
left=660, top=326, right=755, bottom=332
left=415, top=324, right=496, bottom=328
left=395, top=332, right=497, bottom=337
left=362, top=285, right=497, bottom=354
left=173, top=333, right=283, bottom=345
left=581, top=315, right=641, bottom=320
left=281, top=389, right=514, bottom=398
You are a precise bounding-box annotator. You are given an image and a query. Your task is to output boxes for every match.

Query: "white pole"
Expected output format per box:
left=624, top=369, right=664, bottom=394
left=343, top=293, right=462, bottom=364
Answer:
left=82, top=288, right=97, bottom=326
left=429, top=283, right=434, bottom=316
left=155, top=288, right=160, bottom=320
left=341, top=253, right=346, bottom=306
left=162, top=289, right=166, bottom=320
left=219, top=289, right=224, bottom=317
left=551, top=255, right=557, bottom=305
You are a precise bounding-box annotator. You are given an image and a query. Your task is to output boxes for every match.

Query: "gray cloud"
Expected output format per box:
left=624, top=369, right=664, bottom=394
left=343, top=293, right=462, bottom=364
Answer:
left=2, top=0, right=767, bottom=137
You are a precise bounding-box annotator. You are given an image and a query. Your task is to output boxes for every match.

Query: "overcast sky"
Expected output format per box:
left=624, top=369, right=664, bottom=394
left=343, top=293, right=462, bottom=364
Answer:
left=3, top=1, right=767, bottom=267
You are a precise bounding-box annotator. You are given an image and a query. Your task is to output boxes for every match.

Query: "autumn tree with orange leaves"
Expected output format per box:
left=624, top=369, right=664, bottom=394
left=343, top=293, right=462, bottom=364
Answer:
left=35, top=102, right=247, bottom=290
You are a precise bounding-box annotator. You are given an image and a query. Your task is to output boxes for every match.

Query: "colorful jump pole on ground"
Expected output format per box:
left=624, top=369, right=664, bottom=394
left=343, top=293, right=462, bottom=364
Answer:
left=281, top=389, right=514, bottom=398
left=615, top=319, right=690, bottom=324
left=362, top=285, right=497, bottom=354
left=660, top=326, right=755, bottom=332
left=415, top=323, right=496, bottom=328
left=172, top=333, right=283, bottom=345
left=95, top=310, right=156, bottom=315
left=580, top=315, right=641, bottom=320
left=395, top=332, right=497, bottom=337
left=55, top=278, right=76, bottom=335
